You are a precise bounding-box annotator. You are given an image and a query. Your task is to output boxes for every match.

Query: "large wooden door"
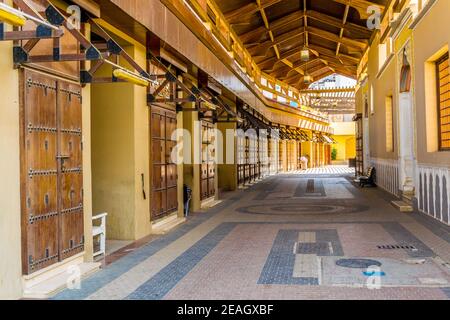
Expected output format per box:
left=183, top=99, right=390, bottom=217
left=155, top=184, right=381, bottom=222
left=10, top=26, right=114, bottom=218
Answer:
left=237, top=132, right=245, bottom=185
left=297, top=141, right=303, bottom=170
left=287, top=140, right=296, bottom=171
left=278, top=140, right=284, bottom=172
left=150, top=105, right=178, bottom=221
left=244, top=136, right=250, bottom=184
left=259, top=135, right=268, bottom=177
left=21, top=69, right=84, bottom=275
left=355, top=114, right=364, bottom=176
left=200, top=120, right=216, bottom=200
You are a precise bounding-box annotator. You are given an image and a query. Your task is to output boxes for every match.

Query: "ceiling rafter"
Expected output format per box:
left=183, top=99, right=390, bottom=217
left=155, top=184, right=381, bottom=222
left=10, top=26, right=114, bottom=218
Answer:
left=332, top=0, right=385, bottom=19
left=225, top=0, right=282, bottom=22
left=214, top=0, right=388, bottom=88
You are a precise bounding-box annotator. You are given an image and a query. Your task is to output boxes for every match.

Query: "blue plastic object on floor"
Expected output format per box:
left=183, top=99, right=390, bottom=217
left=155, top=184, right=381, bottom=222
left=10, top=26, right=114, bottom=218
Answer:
left=363, top=271, right=386, bottom=277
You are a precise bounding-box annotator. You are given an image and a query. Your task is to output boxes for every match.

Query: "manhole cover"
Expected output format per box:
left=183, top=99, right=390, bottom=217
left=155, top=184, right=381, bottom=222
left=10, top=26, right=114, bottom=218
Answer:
left=336, top=258, right=382, bottom=269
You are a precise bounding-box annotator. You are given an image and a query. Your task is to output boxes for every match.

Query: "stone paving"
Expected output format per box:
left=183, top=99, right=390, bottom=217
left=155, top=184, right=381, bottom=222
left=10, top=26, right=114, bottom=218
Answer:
left=53, top=169, right=450, bottom=300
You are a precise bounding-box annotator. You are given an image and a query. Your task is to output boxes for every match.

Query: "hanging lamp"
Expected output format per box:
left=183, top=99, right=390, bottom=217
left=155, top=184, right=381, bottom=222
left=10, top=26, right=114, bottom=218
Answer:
left=303, top=59, right=312, bottom=85
left=300, top=47, right=310, bottom=62
left=300, top=29, right=309, bottom=62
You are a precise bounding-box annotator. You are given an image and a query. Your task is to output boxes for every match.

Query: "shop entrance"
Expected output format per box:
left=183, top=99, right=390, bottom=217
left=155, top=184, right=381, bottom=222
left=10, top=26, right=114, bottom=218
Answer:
left=20, top=69, right=84, bottom=275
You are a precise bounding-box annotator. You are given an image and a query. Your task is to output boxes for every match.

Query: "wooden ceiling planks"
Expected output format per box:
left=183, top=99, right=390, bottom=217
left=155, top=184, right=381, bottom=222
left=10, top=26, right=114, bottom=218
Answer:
left=213, top=0, right=387, bottom=88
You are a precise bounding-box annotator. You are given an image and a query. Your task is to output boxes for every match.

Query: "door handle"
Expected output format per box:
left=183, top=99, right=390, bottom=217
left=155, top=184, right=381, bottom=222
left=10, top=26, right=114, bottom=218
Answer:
left=56, top=155, right=70, bottom=171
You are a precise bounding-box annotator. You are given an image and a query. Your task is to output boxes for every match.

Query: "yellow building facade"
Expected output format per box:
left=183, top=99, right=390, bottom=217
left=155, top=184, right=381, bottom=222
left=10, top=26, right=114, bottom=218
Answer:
left=355, top=0, right=450, bottom=220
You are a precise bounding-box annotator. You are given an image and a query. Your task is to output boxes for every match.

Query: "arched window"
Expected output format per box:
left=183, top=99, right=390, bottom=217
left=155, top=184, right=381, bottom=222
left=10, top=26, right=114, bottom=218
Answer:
left=400, top=49, right=412, bottom=93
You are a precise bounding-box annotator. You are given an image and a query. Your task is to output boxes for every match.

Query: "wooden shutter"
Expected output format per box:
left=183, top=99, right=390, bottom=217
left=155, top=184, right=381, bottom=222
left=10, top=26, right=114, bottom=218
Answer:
left=437, top=53, right=450, bottom=150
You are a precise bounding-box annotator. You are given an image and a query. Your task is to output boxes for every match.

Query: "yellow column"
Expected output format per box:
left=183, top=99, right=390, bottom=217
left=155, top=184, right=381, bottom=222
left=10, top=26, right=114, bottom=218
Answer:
left=91, top=44, right=151, bottom=240
left=182, top=106, right=200, bottom=211
left=0, top=18, right=22, bottom=298
left=217, top=121, right=238, bottom=191
left=82, top=22, right=93, bottom=263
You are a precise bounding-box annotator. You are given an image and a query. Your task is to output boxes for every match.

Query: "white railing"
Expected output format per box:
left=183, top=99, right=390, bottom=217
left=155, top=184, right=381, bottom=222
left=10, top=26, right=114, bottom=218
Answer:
left=417, top=165, right=450, bottom=225
left=370, top=157, right=400, bottom=196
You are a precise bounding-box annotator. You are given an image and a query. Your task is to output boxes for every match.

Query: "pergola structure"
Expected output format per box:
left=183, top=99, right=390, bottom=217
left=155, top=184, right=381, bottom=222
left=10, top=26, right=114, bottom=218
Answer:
left=213, top=0, right=387, bottom=89
left=300, top=86, right=356, bottom=114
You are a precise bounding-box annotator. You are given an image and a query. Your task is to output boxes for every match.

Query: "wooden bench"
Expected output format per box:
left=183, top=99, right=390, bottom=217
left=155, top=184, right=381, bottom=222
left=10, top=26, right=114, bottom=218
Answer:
left=359, top=167, right=376, bottom=188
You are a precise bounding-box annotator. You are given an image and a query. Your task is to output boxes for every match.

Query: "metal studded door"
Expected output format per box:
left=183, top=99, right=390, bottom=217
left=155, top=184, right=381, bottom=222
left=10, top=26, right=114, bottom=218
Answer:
left=237, top=133, right=245, bottom=185
left=200, top=120, right=215, bottom=200
left=20, top=69, right=84, bottom=275
left=278, top=140, right=284, bottom=172
left=297, top=141, right=303, bottom=170
left=287, top=140, right=295, bottom=172
left=150, top=105, right=178, bottom=221
left=58, top=81, right=84, bottom=261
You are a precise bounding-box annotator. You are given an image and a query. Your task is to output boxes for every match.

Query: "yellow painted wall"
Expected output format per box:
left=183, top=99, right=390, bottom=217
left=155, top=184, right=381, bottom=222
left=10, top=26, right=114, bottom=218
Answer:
left=368, top=34, right=399, bottom=160
left=91, top=44, right=151, bottom=240
left=345, top=136, right=356, bottom=159
left=412, top=0, right=450, bottom=166
left=82, top=83, right=94, bottom=261
left=132, top=45, right=152, bottom=238
left=217, top=121, right=238, bottom=191
left=182, top=107, right=201, bottom=211
left=333, top=135, right=356, bottom=161
left=0, top=10, right=96, bottom=297
left=91, top=80, right=135, bottom=240
left=0, top=29, right=23, bottom=299
left=82, top=25, right=94, bottom=263
left=301, top=139, right=313, bottom=168
left=356, top=0, right=450, bottom=167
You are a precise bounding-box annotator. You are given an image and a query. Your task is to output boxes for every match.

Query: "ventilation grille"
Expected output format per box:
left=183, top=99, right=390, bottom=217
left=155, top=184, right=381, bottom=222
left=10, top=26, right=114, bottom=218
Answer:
left=377, top=245, right=417, bottom=250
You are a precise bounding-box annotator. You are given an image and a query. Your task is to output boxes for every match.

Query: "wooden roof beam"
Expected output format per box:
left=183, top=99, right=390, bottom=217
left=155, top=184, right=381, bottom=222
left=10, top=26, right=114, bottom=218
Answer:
left=256, top=0, right=280, bottom=59
left=336, top=4, right=350, bottom=56
left=306, top=26, right=367, bottom=52
left=257, top=46, right=302, bottom=68
left=308, top=43, right=361, bottom=63
left=269, top=58, right=321, bottom=77
left=285, top=64, right=334, bottom=84
left=248, top=29, right=305, bottom=55
left=303, top=0, right=309, bottom=47
left=309, top=44, right=360, bottom=65
left=240, top=9, right=371, bottom=44
left=240, top=11, right=305, bottom=43
left=225, top=0, right=282, bottom=22
left=332, top=0, right=385, bottom=19
left=306, top=10, right=372, bottom=36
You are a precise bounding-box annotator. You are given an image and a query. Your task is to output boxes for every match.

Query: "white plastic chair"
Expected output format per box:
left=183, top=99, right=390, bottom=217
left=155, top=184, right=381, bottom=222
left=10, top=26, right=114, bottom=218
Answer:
left=92, top=212, right=108, bottom=257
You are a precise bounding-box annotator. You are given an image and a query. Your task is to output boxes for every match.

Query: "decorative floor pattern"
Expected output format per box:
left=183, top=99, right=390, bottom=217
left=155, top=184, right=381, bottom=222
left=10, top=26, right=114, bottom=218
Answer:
left=53, top=170, right=450, bottom=300
left=294, top=166, right=356, bottom=175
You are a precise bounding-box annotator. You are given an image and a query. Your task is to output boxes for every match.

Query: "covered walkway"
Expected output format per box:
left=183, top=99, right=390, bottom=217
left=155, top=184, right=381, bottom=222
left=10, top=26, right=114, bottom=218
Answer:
left=0, top=0, right=449, bottom=301
left=54, top=169, right=450, bottom=300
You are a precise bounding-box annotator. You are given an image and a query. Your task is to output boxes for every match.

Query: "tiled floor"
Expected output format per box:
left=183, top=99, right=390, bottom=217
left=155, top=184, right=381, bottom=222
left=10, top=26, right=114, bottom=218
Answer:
left=295, top=165, right=355, bottom=175
left=54, top=170, right=450, bottom=300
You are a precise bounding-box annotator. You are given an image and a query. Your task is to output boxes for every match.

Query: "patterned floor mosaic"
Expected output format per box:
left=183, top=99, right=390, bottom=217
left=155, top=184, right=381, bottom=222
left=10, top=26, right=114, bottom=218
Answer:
left=293, top=166, right=356, bottom=175
left=53, top=170, right=450, bottom=300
